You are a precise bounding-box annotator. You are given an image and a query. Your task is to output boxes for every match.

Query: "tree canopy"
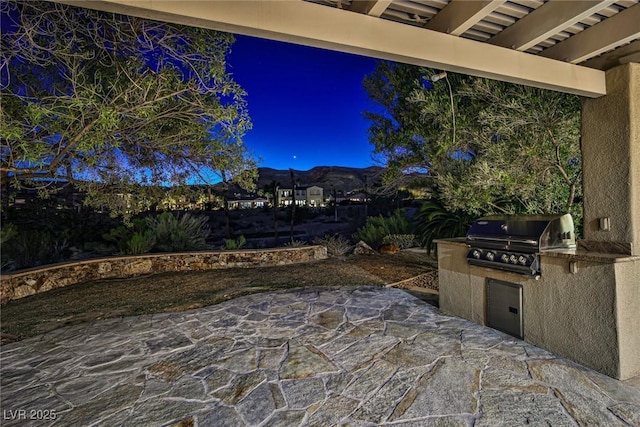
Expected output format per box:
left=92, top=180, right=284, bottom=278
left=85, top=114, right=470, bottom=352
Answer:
left=0, top=0, right=256, bottom=216
left=364, top=62, right=582, bottom=221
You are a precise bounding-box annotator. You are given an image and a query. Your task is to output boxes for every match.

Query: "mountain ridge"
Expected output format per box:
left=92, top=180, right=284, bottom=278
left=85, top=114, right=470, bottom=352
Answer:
left=256, top=165, right=384, bottom=193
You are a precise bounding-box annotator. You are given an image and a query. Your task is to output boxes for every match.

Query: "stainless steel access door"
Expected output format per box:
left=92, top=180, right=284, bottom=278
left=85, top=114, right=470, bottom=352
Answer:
left=486, top=279, right=523, bottom=339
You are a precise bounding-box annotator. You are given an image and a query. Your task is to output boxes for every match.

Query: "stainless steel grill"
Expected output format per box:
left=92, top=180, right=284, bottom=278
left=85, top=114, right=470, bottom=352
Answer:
left=466, top=214, right=576, bottom=276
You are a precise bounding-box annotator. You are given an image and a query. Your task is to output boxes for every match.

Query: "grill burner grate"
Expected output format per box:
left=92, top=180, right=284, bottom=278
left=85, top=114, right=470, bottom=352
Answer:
left=466, top=214, right=575, bottom=276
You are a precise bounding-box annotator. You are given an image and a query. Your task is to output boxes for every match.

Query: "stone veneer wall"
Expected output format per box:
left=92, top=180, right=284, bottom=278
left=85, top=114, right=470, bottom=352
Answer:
left=0, top=246, right=328, bottom=303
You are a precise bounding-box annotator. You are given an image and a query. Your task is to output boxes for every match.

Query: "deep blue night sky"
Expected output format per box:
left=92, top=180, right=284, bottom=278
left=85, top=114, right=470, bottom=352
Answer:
left=228, top=34, right=381, bottom=171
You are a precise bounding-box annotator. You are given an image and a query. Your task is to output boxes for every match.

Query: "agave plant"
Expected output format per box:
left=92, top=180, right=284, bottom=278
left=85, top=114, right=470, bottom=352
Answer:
left=415, top=196, right=474, bottom=255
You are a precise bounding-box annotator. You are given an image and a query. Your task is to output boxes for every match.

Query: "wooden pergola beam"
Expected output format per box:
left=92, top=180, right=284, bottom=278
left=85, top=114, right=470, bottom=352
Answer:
left=541, top=3, right=640, bottom=64
left=350, top=0, right=392, bottom=17
left=489, top=0, right=617, bottom=51
left=51, top=0, right=607, bottom=97
left=425, top=0, right=506, bottom=36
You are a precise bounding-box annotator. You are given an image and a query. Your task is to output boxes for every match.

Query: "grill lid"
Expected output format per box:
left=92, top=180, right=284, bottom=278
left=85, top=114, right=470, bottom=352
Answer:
left=466, top=214, right=576, bottom=252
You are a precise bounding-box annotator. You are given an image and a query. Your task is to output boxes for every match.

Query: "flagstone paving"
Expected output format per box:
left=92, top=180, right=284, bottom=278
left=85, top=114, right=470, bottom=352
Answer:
left=1, top=286, right=639, bottom=426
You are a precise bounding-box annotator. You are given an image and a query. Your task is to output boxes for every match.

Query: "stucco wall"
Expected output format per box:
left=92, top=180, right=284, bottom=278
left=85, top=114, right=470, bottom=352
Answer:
left=437, top=239, right=475, bottom=321
left=631, top=63, right=640, bottom=255
left=582, top=63, right=640, bottom=255
left=0, top=246, right=328, bottom=304
left=533, top=255, right=619, bottom=378
left=615, top=259, right=640, bottom=379
left=437, top=239, right=640, bottom=380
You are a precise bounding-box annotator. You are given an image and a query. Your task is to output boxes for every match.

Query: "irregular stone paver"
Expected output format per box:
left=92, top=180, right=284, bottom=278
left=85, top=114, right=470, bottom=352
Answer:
left=1, top=286, right=639, bottom=426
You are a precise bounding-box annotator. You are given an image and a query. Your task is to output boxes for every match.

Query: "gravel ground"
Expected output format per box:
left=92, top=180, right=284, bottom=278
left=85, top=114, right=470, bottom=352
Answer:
left=1, top=252, right=437, bottom=344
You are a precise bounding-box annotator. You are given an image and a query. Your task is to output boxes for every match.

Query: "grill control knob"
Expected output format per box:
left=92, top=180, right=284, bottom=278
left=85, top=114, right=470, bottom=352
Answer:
left=486, top=252, right=495, bottom=261
left=501, top=254, right=509, bottom=263
left=472, top=250, right=482, bottom=259
left=518, top=255, right=528, bottom=265
left=509, top=255, right=518, bottom=264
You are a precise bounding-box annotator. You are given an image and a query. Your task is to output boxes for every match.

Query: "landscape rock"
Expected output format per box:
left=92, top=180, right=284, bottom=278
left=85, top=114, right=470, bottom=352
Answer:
left=379, top=243, right=400, bottom=254
left=12, top=285, right=36, bottom=299
left=122, top=260, right=154, bottom=275
left=353, top=241, right=377, bottom=255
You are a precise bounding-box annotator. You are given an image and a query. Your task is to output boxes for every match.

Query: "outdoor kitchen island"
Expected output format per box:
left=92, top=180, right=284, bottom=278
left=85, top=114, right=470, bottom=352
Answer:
left=437, top=237, right=640, bottom=381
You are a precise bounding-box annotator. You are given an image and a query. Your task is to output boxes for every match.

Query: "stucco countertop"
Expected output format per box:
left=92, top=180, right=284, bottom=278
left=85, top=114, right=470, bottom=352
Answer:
left=434, top=237, right=467, bottom=245
left=437, top=238, right=640, bottom=264
left=541, top=248, right=640, bottom=264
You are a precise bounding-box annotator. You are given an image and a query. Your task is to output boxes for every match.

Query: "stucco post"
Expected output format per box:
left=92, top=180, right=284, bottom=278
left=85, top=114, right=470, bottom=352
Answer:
left=581, top=63, right=640, bottom=256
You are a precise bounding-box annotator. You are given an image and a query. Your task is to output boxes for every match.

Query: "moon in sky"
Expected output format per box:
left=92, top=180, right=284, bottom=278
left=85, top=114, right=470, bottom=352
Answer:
left=293, top=155, right=297, bottom=159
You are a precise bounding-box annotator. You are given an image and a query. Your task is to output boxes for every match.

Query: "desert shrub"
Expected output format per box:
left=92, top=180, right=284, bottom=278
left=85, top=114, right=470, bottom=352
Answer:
left=83, top=241, right=117, bottom=256
left=1, top=224, right=18, bottom=270
left=224, top=235, right=247, bottom=250
left=103, top=218, right=153, bottom=255
left=285, top=205, right=316, bottom=224
left=313, top=234, right=352, bottom=257
left=2, top=229, right=69, bottom=270
left=146, top=212, right=210, bottom=252
left=352, top=209, right=412, bottom=249
left=382, top=234, right=416, bottom=250
left=6, top=206, right=120, bottom=251
left=415, top=197, right=474, bottom=254
left=1, top=223, right=17, bottom=245
left=126, top=231, right=157, bottom=255
left=0, top=224, right=18, bottom=269
left=283, top=240, right=307, bottom=248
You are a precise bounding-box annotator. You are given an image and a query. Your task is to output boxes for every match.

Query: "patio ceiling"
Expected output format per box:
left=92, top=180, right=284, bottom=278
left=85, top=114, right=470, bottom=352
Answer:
left=54, top=0, right=640, bottom=97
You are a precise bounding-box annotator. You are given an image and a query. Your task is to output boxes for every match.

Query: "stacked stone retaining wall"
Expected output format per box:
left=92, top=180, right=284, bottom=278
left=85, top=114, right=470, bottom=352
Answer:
left=0, top=246, right=327, bottom=303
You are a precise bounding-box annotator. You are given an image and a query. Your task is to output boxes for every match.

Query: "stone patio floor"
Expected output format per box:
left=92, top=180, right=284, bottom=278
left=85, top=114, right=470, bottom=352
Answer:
left=1, top=286, right=639, bottom=426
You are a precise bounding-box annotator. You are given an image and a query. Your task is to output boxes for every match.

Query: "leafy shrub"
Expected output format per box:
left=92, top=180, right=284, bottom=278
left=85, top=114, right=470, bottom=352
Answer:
left=146, top=212, right=210, bottom=252
left=352, top=210, right=412, bottom=249
left=415, top=197, right=474, bottom=255
left=224, top=235, right=247, bottom=250
left=313, top=234, right=352, bottom=257
left=382, top=234, right=416, bottom=250
left=126, top=231, right=157, bottom=255
left=106, top=212, right=211, bottom=254
left=103, top=218, right=153, bottom=255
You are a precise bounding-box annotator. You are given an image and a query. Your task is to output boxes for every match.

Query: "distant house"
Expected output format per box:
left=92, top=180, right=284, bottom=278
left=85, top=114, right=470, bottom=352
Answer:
left=277, top=185, right=324, bottom=207
left=302, top=186, right=323, bottom=207
left=228, top=196, right=269, bottom=209
left=331, top=192, right=368, bottom=204
left=161, top=191, right=218, bottom=211
left=7, top=181, right=85, bottom=212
